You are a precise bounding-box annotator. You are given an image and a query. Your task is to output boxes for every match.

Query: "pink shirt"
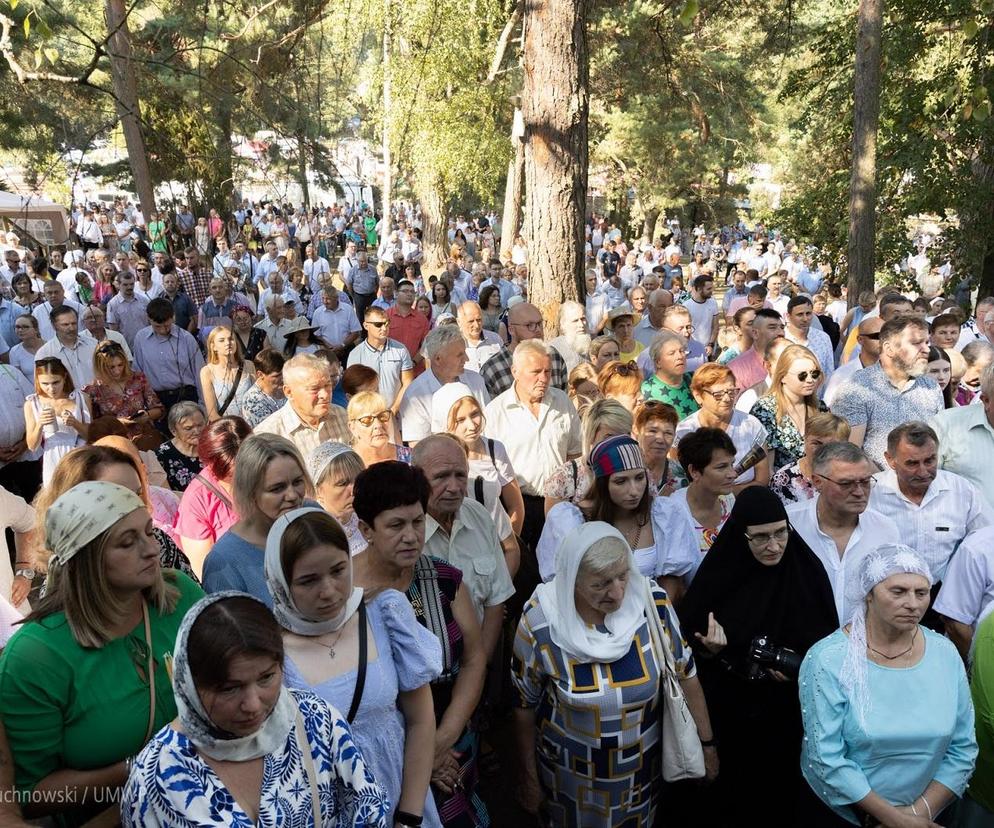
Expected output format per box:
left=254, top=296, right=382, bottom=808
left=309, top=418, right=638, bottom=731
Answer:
left=175, top=468, right=237, bottom=542
left=728, top=348, right=767, bottom=390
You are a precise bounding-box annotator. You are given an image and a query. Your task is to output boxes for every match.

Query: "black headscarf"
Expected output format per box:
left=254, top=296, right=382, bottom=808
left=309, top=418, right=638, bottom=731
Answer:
left=678, top=485, right=838, bottom=663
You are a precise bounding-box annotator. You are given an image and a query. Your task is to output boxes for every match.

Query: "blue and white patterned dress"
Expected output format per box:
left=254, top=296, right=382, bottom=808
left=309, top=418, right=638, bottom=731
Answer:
left=122, top=689, right=389, bottom=827
left=511, top=585, right=695, bottom=828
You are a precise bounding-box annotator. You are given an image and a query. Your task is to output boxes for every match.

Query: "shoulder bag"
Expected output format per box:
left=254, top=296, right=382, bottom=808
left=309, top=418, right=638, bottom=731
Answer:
left=642, top=577, right=705, bottom=782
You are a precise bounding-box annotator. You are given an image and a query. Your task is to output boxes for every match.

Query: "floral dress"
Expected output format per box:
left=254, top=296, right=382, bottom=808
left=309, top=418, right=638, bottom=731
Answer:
left=122, top=690, right=389, bottom=827
left=769, top=462, right=817, bottom=506
left=155, top=440, right=202, bottom=492
left=84, top=373, right=162, bottom=441
left=749, top=396, right=827, bottom=474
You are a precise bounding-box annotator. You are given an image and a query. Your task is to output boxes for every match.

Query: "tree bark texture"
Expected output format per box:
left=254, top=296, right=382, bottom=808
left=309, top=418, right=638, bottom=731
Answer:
left=416, top=177, right=448, bottom=273
left=104, top=0, right=156, bottom=217
left=500, top=107, right=525, bottom=261
left=522, top=0, right=589, bottom=329
left=382, top=0, right=393, bottom=222
left=641, top=207, right=660, bottom=245
left=846, top=0, right=883, bottom=307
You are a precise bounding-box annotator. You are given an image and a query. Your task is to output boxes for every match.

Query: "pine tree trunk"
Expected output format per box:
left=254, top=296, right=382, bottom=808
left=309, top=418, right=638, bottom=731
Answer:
left=104, top=0, right=156, bottom=217
left=641, top=207, right=660, bottom=245
left=382, top=0, right=393, bottom=222
left=500, top=107, right=525, bottom=262
left=416, top=179, right=448, bottom=275
left=846, top=0, right=883, bottom=307
left=522, top=0, right=589, bottom=330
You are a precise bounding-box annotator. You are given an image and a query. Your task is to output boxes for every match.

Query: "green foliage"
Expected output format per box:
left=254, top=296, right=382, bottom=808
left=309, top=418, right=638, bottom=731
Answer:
left=772, top=0, right=994, bottom=278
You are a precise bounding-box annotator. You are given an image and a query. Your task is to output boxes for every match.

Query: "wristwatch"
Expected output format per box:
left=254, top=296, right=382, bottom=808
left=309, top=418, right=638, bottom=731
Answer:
left=14, top=568, right=35, bottom=581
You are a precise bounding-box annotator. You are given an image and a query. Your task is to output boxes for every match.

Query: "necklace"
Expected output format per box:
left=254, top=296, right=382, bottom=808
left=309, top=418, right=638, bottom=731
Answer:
left=314, top=626, right=347, bottom=659
left=867, top=625, right=918, bottom=661
left=622, top=514, right=648, bottom=549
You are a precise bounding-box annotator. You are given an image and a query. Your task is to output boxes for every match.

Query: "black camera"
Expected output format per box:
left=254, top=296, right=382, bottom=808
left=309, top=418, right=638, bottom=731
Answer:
left=748, top=634, right=802, bottom=680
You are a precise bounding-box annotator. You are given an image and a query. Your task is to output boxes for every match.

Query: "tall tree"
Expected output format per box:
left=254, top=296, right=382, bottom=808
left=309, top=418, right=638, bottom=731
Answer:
left=846, top=0, right=884, bottom=304
left=522, top=0, right=589, bottom=327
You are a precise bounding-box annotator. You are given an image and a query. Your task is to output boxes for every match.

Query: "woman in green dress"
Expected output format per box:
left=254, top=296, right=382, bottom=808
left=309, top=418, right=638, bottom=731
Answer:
left=0, top=481, right=203, bottom=827
left=364, top=211, right=379, bottom=249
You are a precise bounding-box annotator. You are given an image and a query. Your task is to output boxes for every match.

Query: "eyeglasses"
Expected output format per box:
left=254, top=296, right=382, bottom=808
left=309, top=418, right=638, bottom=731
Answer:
left=366, top=320, right=389, bottom=328
left=815, top=473, right=876, bottom=492
left=511, top=320, right=543, bottom=332
left=352, top=410, right=392, bottom=427
left=792, top=369, right=822, bottom=382
left=702, top=387, right=739, bottom=401
left=743, top=525, right=791, bottom=547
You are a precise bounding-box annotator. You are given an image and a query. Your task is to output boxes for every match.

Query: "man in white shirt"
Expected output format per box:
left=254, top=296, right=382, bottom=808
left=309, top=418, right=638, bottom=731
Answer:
left=106, top=271, right=150, bottom=348
left=784, top=295, right=835, bottom=390
left=33, top=281, right=84, bottom=342
left=255, top=295, right=293, bottom=351
left=682, top=274, right=719, bottom=356
left=485, top=339, right=582, bottom=592
left=935, top=525, right=994, bottom=659
left=256, top=240, right=281, bottom=281
left=258, top=272, right=304, bottom=317
left=824, top=316, right=882, bottom=407
left=787, top=441, right=901, bottom=622
left=347, top=305, right=413, bottom=412
left=35, top=306, right=98, bottom=389
left=765, top=273, right=789, bottom=316
left=310, top=286, right=361, bottom=359
left=337, top=240, right=359, bottom=290
left=301, top=244, right=330, bottom=293
left=457, top=301, right=502, bottom=373
left=398, top=325, right=489, bottom=444
left=76, top=209, right=103, bottom=250
left=869, top=422, right=991, bottom=583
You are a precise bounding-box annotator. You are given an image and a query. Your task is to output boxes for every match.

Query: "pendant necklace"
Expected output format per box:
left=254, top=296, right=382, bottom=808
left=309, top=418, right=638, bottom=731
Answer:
left=867, top=625, right=918, bottom=661
left=316, top=626, right=347, bottom=659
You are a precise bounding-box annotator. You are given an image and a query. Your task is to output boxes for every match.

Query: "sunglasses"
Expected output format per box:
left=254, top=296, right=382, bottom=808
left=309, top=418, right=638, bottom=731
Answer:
left=352, top=410, right=392, bottom=427
left=366, top=320, right=389, bottom=328
left=793, top=369, right=822, bottom=382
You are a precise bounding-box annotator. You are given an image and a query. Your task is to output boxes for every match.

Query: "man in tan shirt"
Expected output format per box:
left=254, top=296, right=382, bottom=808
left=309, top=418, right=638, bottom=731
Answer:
left=254, top=353, right=349, bottom=454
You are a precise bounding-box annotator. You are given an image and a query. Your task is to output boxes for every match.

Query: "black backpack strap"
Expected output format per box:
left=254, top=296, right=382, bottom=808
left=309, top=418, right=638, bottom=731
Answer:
left=473, top=476, right=485, bottom=505
left=346, top=601, right=368, bottom=723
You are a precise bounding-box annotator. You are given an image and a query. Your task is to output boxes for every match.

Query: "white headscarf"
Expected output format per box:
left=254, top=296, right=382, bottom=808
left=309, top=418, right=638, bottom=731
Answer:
left=172, top=592, right=297, bottom=761
left=841, top=544, right=933, bottom=725
left=264, top=507, right=363, bottom=636
left=429, top=382, right=476, bottom=435
left=45, top=482, right=146, bottom=566
left=534, top=521, right=650, bottom=663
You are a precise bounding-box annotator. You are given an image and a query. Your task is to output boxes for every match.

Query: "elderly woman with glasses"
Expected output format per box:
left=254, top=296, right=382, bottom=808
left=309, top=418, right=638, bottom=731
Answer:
left=641, top=330, right=700, bottom=419
left=672, top=363, right=770, bottom=494
left=679, top=486, right=839, bottom=826
left=348, top=391, right=411, bottom=467
left=84, top=341, right=163, bottom=446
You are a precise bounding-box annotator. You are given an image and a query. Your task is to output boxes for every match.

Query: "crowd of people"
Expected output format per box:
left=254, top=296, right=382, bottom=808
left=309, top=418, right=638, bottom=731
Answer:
left=1, top=200, right=994, bottom=828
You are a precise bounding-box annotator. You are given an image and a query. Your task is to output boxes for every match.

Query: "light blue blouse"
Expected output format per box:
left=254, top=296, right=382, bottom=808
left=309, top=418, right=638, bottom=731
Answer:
left=202, top=530, right=271, bottom=608
left=283, top=591, right=443, bottom=828
left=799, top=628, right=977, bottom=825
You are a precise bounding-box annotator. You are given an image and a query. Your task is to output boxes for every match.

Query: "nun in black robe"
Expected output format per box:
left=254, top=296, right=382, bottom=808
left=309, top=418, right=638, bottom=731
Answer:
left=676, top=485, right=839, bottom=827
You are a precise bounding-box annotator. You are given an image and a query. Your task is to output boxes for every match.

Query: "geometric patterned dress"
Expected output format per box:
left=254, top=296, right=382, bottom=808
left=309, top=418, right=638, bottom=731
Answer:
left=511, top=585, right=695, bottom=827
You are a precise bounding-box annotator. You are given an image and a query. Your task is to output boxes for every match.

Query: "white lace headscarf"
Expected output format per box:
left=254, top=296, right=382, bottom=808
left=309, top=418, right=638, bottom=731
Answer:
left=841, top=544, right=932, bottom=726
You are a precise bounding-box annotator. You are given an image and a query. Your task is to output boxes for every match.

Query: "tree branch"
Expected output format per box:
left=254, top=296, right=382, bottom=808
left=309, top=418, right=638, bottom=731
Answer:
left=0, top=12, right=105, bottom=84
left=487, top=0, right=523, bottom=83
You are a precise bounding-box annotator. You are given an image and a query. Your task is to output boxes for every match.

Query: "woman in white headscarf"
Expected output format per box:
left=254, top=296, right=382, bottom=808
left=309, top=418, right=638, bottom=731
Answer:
left=307, top=442, right=368, bottom=555
left=122, top=591, right=390, bottom=827
left=265, top=508, right=444, bottom=827
left=0, top=481, right=203, bottom=826
left=511, top=521, right=717, bottom=826
left=799, top=544, right=977, bottom=827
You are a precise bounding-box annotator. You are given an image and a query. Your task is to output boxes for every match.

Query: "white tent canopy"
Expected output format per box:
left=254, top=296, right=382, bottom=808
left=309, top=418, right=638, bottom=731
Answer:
left=0, top=191, right=71, bottom=247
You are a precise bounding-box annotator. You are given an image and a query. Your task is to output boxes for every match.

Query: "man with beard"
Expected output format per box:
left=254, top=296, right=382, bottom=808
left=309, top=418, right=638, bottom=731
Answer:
left=832, top=317, right=943, bottom=468
left=548, top=301, right=591, bottom=373
left=457, top=301, right=502, bottom=372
